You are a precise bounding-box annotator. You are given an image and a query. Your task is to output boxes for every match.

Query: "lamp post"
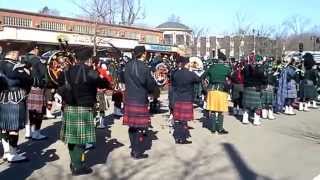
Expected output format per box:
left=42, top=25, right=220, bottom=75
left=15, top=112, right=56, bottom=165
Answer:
left=253, top=29, right=256, bottom=54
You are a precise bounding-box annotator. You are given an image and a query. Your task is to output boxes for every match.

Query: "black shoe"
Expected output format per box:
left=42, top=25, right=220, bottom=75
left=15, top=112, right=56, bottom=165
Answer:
left=210, top=130, right=216, bottom=134
left=131, top=152, right=149, bottom=159
left=175, top=139, right=192, bottom=144
left=217, top=129, right=229, bottom=135
left=71, top=165, right=93, bottom=176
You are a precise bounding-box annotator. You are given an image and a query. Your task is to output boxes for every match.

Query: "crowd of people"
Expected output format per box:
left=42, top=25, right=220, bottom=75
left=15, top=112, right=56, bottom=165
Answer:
left=0, top=42, right=319, bottom=176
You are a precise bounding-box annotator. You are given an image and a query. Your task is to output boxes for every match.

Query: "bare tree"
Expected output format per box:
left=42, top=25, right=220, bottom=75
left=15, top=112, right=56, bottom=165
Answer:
left=232, top=12, right=253, bottom=58
left=191, top=26, right=209, bottom=45
left=73, top=0, right=118, bottom=23
left=233, top=11, right=252, bottom=36
left=119, top=0, right=145, bottom=25
left=282, top=15, right=311, bottom=36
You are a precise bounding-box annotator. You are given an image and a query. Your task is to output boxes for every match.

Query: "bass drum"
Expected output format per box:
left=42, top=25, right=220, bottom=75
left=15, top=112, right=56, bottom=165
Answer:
left=152, top=62, right=169, bottom=87
left=41, top=50, right=74, bottom=86
left=188, top=57, right=204, bottom=71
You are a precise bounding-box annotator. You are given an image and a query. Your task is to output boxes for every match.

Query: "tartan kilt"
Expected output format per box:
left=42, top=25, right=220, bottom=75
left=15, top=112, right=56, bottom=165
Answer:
left=206, top=90, right=229, bottom=112
left=123, top=101, right=150, bottom=128
left=27, top=87, right=45, bottom=113
left=96, top=91, right=107, bottom=112
left=242, top=87, right=262, bottom=110
left=173, top=101, right=194, bottom=121
left=61, top=106, right=96, bottom=145
left=0, top=101, right=26, bottom=131
left=232, top=84, right=244, bottom=101
left=300, top=82, right=318, bottom=99
left=261, top=88, right=274, bottom=106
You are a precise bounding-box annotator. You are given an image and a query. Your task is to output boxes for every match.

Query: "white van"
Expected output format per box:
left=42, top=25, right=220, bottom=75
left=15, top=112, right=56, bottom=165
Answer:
left=284, top=51, right=320, bottom=64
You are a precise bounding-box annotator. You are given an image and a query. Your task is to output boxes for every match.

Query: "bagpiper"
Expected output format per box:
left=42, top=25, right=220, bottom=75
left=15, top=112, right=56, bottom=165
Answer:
left=260, top=57, right=276, bottom=120
left=203, top=58, right=231, bottom=134
left=276, top=58, right=299, bottom=115
left=299, top=53, right=319, bottom=110
left=58, top=49, right=111, bottom=175
left=242, top=54, right=265, bottom=126
left=230, top=60, right=244, bottom=117
left=24, top=44, right=49, bottom=140
left=0, top=45, right=33, bottom=162
left=123, top=46, right=157, bottom=159
left=171, top=57, right=200, bottom=143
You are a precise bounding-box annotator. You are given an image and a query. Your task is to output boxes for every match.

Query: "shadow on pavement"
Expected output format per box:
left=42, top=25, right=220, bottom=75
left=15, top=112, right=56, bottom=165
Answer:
left=222, top=143, right=273, bottom=180
left=87, top=114, right=124, bottom=167
left=0, top=121, right=61, bottom=180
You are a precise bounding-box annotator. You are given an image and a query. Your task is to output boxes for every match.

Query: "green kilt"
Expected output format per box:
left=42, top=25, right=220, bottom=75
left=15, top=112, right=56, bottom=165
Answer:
left=261, top=87, right=274, bottom=107
left=61, top=106, right=96, bottom=145
left=242, top=87, right=262, bottom=110
left=300, top=81, right=318, bottom=100
left=232, top=84, right=244, bottom=101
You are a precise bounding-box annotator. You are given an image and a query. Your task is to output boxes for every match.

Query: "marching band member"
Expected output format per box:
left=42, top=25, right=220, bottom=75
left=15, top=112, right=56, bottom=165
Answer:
left=95, top=61, right=113, bottom=128
left=276, top=58, right=298, bottom=115
left=260, top=57, right=276, bottom=120
left=242, top=55, right=265, bottom=126
left=230, top=60, right=244, bottom=117
left=24, top=45, right=48, bottom=140
left=171, top=57, right=200, bottom=143
left=123, top=46, right=157, bottom=159
left=203, top=58, right=231, bottom=134
left=299, top=53, right=319, bottom=110
left=58, top=49, right=111, bottom=175
left=0, top=45, right=33, bottom=162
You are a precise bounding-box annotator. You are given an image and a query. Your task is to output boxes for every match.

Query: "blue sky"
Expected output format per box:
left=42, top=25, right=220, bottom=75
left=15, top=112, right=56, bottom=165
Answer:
left=0, top=0, right=319, bottom=34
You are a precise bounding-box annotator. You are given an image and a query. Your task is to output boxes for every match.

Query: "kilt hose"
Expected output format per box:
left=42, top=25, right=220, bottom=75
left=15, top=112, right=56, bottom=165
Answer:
left=123, top=100, right=150, bottom=128
left=261, top=87, right=274, bottom=107
left=173, top=101, right=194, bottom=121
left=0, top=101, right=26, bottom=131
left=242, top=87, right=262, bottom=110
left=61, top=106, right=96, bottom=145
left=96, top=91, right=107, bottom=112
left=206, top=90, right=229, bottom=112
left=27, top=87, right=45, bottom=113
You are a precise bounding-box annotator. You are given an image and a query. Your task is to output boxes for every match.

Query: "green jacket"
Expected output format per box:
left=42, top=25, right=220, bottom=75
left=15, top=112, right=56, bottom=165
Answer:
left=202, top=63, right=231, bottom=84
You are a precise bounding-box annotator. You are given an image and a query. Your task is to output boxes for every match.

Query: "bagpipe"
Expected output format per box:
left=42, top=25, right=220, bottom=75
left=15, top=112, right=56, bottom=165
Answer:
left=42, top=39, right=76, bottom=86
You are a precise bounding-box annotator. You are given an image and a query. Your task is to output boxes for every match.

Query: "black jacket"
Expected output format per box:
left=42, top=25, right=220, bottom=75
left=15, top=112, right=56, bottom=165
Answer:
left=0, top=59, right=32, bottom=92
left=124, top=59, right=156, bottom=104
left=243, top=64, right=266, bottom=88
left=23, top=54, right=48, bottom=88
left=172, top=68, right=201, bottom=102
left=58, top=64, right=110, bottom=107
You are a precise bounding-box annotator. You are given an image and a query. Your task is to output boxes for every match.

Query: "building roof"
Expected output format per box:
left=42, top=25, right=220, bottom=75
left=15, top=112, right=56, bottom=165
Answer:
left=156, top=22, right=191, bottom=31
left=0, top=8, right=161, bottom=33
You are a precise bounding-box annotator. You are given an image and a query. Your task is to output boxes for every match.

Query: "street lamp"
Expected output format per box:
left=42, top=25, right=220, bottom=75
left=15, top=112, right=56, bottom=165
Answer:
left=253, top=29, right=256, bottom=54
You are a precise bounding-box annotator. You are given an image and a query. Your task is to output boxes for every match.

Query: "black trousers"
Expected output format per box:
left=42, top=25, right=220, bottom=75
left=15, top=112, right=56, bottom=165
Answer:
left=128, top=127, right=147, bottom=154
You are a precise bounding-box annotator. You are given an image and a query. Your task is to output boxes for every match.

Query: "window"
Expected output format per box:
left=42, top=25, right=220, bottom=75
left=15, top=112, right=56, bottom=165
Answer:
left=72, top=25, right=94, bottom=34
left=145, top=35, right=160, bottom=44
left=186, top=35, right=191, bottom=46
left=176, top=35, right=185, bottom=45
left=40, top=21, right=66, bottom=31
left=126, top=32, right=139, bottom=39
left=3, top=16, right=32, bottom=27
left=164, top=34, right=173, bottom=45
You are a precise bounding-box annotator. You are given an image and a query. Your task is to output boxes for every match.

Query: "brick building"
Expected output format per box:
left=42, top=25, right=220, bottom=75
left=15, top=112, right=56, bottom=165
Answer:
left=0, top=8, right=177, bottom=54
